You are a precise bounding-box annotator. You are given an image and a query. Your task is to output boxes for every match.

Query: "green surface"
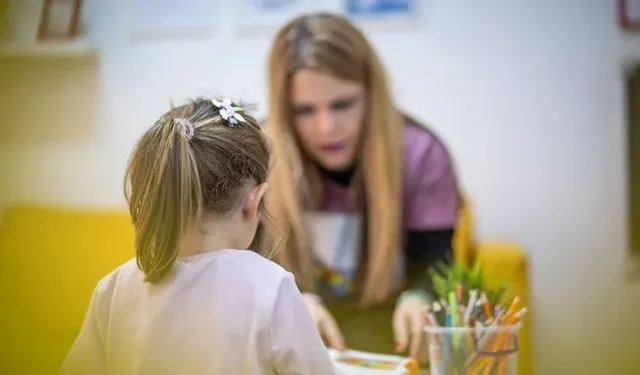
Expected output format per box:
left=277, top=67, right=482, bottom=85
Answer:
left=325, top=298, right=397, bottom=355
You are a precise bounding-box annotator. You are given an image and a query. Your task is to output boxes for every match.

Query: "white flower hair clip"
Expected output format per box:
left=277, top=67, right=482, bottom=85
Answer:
left=174, top=118, right=195, bottom=141
left=211, top=98, right=246, bottom=127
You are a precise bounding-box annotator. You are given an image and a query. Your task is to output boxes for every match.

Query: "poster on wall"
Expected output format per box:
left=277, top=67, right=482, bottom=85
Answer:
left=620, top=0, right=640, bottom=31
left=343, top=0, right=419, bottom=26
left=130, top=0, right=216, bottom=40
left=234, top=0, right=330, bottom=35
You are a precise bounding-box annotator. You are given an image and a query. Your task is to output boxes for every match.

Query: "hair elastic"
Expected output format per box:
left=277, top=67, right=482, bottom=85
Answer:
left=174, top=118, right=195, bottom=141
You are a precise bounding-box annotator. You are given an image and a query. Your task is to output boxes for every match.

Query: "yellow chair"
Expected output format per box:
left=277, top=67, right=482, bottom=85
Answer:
left=0, top=203, right=531, bottom=375
left=453, top=199, right=532, bottom=375
left=0, top=205, right=135, bottom=375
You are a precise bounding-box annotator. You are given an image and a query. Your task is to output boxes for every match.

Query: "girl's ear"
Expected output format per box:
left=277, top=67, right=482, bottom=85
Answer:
left=242, top=183, right=269, bottom=222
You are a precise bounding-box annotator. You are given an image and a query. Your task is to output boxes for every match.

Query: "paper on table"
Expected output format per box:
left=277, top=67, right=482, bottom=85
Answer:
left=329, top=349, right=410, bottom=375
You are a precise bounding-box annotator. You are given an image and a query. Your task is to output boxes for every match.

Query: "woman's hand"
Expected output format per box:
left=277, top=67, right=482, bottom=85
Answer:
left=392, top=290, right=430, bottom=357
left=301, top=293, right=346, bottom=350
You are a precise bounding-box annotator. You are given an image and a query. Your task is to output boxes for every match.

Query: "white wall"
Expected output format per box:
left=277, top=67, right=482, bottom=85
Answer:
left=2, top=0, right=640, bottom=373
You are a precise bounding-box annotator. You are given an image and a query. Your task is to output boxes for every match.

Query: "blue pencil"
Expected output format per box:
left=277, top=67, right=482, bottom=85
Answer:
left=442, top=311, right=451, bottom=373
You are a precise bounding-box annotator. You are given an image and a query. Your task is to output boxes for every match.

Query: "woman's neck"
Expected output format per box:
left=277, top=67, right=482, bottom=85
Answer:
left=317, top=163, right=356, bottom=187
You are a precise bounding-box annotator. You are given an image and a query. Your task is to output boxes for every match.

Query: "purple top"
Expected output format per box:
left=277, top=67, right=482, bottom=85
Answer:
left=320, top=122, right=460, bottom=229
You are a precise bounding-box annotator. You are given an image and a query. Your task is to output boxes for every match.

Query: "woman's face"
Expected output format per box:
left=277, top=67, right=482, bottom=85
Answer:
left=289, top=69, right=366, bottom=171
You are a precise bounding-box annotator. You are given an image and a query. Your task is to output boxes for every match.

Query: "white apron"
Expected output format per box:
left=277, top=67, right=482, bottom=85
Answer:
left=304, top=212, right=405, bottom=297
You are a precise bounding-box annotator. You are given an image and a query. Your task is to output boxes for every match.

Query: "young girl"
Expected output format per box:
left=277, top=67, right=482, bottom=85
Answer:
left=60, top=98, right=337, bottom=375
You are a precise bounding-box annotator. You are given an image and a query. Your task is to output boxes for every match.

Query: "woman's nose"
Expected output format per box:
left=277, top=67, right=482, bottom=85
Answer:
left=315, top=110, right=338, bottom=135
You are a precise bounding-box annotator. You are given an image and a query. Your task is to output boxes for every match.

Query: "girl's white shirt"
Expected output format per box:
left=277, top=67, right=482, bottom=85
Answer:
left=60, top=250, right=337, bottom=375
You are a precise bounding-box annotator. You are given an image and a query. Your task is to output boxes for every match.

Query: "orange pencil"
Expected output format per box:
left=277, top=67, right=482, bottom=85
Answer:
left=505, top=296, right=520, bottom=319
left=465, top=319, right=501, bottom=372
left=471, top=307, right=512, bottom=373
left=481, top=293, right=492, bottom=320
left=482, top=328, right=510, bottom=375
left=489, top=308, right=520, bottom=373
left=513, top=307, right=528, bottom=323
left=464, top=316, right=476, bottom=351
left=404, top=357, right=419, bottom=375
left=496, top=355, right=508, bottom=375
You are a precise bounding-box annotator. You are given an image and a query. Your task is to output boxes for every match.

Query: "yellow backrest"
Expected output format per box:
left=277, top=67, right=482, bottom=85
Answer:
left=452, top=196, right=476, bottom=266
left=0, top=205, right=134, bottom=374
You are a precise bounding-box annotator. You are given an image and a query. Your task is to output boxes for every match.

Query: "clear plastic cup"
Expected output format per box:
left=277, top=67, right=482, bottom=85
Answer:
left=424, top=323, right=521, bottom=375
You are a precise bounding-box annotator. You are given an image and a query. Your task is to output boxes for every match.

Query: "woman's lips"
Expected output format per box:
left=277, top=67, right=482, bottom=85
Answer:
left=319, top=143, right=344, bottom=153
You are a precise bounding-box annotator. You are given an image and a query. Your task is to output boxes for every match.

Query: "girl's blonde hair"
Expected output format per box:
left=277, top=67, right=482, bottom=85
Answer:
left=124, top=98, right=271, bottom=283
left=265, top=13, right=403, bottom=306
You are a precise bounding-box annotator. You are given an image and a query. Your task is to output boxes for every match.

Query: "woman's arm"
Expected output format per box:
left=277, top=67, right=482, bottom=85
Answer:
left=402, top=125, right=460, bottom=296
left=393, top=126, right=460, bottom=356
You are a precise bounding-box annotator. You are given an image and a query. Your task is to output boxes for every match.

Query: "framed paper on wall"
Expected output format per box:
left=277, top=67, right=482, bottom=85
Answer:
left=344, top=0, right=417, bottom=21
left=343, top=0, right=420, bottom=29
left=620, top=0, right=640, bottom=31
left=38, top=0, right=82, bottom=41
left=130, top=0, right=216, bottom=40
left=234, top=0, right=329, bottom=35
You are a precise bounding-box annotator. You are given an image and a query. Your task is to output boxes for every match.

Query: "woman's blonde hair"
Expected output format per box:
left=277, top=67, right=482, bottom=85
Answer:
left=265, top=13, right=403, bottom=306
left=124, top=98, right=271, bottom=283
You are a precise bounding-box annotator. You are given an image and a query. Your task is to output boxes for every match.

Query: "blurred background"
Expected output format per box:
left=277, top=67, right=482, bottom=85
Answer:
left=1, top=0, right=640, bottom=374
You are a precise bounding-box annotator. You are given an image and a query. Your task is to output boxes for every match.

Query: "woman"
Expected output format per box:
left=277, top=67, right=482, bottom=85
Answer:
left=263, top=13, right=460, bottom=357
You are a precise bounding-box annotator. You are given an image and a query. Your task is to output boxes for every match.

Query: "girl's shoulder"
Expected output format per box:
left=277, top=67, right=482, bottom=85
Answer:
left=213, top=250, right=291, bottom=278
left=86, top=258, right=137, bottom=316
left=96, top=258, right=137, bottom=293
left=401, top=116, right=454, bottom=178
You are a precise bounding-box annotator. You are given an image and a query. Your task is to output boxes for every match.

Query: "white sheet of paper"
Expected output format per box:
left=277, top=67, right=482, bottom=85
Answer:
left=329, top=349, right=409, bottom=375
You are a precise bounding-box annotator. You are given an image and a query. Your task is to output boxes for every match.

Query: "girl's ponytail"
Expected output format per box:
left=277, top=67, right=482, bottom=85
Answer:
left=125, top=115, right=203, bottom=283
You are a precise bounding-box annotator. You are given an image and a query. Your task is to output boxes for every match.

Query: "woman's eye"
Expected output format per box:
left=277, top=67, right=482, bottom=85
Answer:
left=293, top=106, right=315, bottom=117
left=332, top=100, right=353, bottom=111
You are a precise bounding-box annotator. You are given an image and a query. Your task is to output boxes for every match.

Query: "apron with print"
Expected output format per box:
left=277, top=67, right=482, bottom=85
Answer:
left=305, top=212, right=405, bottom=353
left=305, top=212, right=405, bottom=299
